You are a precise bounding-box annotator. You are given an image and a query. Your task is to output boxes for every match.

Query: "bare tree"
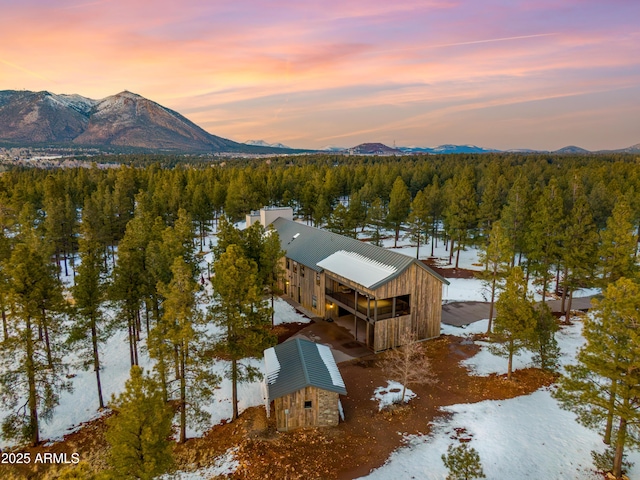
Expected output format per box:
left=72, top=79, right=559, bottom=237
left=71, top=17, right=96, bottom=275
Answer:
left=383, top=332, right=436, bottom=403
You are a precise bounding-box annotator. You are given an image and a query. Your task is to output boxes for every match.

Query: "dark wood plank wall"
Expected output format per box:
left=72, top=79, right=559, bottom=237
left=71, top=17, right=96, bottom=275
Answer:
left=373, top=315, right=413, bottom=352
left=373, top=264, right=443, bottom=348
left=274, top=386, right=318, bottom=431
left=279, top=256, right=443, bottom=350
left=280, top=257, right=325, bottom=317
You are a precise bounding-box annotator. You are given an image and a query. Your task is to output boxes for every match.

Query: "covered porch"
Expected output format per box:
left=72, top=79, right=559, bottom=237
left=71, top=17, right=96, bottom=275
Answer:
left=324, top=276, right=411, bottom=350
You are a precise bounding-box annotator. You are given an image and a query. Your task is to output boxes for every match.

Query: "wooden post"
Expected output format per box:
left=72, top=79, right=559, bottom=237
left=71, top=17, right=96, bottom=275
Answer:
left=374, top=298, right=378, bottom=322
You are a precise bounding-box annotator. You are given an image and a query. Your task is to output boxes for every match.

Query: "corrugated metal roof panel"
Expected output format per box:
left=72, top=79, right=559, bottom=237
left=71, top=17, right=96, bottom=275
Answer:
left=272, top=217, right=448, bottom=287
left=265, top=338, right=347, bottom=400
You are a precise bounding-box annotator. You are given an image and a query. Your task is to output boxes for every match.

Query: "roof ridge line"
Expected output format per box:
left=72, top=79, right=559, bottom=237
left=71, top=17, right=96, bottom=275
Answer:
left=295, top=338, right=311, bottom=386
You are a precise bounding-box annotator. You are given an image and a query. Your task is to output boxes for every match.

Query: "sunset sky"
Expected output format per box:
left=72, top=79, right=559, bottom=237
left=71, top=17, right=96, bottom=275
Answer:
left=1, top=0, right=639, bottom=150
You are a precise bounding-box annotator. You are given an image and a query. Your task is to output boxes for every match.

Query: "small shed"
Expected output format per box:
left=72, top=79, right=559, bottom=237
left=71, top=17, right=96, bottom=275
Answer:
left=264, top=338, right=347, bottom=431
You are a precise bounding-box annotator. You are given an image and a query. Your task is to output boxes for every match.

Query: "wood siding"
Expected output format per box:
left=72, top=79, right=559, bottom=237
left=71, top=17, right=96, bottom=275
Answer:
left=273, top=386, right=339, bottom=431
left=280, top=257, right=325, bottom=317
left=373, top=315, right=412, bottom=352
left=372, top=264, right=443, bottom=350
left=280, top=255, right=443, bottom=351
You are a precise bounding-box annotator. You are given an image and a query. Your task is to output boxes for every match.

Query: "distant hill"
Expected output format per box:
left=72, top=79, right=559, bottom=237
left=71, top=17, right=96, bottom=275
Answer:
left=0, top=90, right=294, bottom=154
left=399, top=144, right=499, bottom=154
left=320, top=145, right=346, bottom=152
left=348, top=143, right=401, bottom=155
left=606, top=143, right=640, bottom=154
left=244, top=139, right=291, bottom=149
left=554, top=145, right=591, bottom=154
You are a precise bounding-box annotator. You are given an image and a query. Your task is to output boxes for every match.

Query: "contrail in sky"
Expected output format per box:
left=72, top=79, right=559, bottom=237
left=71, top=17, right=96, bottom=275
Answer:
left=375, top=32, right=558, bottom=55
left=0, top=58, right=54, bottom=82
left=429, top=32, right=559, bottom=48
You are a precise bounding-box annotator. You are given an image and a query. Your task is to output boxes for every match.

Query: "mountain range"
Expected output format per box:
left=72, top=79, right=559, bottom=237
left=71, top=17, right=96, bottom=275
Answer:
left=0, top=90, right=638, bottom=155
left=0, top=90, right=294, bottom=154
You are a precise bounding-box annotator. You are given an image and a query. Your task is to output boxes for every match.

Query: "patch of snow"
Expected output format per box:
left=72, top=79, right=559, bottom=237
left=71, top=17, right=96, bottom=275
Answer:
left=364, top=314, right=640, bottom=480
left=156, top=446, right=239, bottom=479
left=443, top=278, right=487, bottom=302
left=273, top=298, right=312, bottom=325
left=316, top=344, right=345, bottom=389
left=459, top=318, right=585, bottom=377
left=360, top=389, right=622, bottom=480
left=264, top=347, right=280, bottom=385
left=372, top=381, right=416, bottom=411
left=441, top=319, right=490, bottom=336
left=461, top=340, right=535, bottom=376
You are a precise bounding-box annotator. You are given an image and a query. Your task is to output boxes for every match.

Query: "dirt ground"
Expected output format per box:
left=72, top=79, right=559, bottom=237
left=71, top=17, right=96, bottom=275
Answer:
left=1, top=330, right=556, bottom=480
left=421, top=258, right=478, bottom=279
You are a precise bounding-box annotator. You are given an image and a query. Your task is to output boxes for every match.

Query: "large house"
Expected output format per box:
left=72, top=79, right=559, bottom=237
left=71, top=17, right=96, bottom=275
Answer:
left=248, top=207, right=448, bottom=352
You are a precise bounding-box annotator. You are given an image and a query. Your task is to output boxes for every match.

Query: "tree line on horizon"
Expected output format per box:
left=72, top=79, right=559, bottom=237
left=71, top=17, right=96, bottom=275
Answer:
left=0, top=152, right=638, bottom=478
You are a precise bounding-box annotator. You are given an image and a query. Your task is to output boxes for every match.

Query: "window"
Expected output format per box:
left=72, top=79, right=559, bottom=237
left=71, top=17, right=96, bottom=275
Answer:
left=300, top=266, right=305, bottom=277
left=316, top=273, right=320, bottom=286
left=286, top=258, right=290, bottom=270
left=312, top=295, right=317, bottom=308
left=293, top=262, right=297, bottom=274
left=304, top=400, right=312, bottom=409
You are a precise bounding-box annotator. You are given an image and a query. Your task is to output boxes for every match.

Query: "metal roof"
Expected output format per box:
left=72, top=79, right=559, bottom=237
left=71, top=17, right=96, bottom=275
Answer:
left=265, top=338, right=347, bottom=400
left=271, top=217, right=449, bottom=290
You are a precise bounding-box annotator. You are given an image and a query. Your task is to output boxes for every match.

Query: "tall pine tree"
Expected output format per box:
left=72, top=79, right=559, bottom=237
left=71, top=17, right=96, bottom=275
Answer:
left=210, top=244, right=275, bottom=420
left=554, top=278, right=640, bottom=479
left=105, top=366, right=174, bottom=479
left=490, top=267, right=536, bottom=380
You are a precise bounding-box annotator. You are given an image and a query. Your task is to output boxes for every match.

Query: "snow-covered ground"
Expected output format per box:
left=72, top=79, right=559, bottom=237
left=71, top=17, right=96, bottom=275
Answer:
left=374, top=231, right=600, bottom=303
left=362, top=389, right=609, bottom=480
left=372, top=381, right=416, bottom=411
left=0, top=295, right=309, bottom=449
left=1, top=221, right=621, bottom=478
left=356, top=231, right=634, bottom=479
left=364, top=316, right=640, bottom=479
left=157, top=446, right=239, bottom=479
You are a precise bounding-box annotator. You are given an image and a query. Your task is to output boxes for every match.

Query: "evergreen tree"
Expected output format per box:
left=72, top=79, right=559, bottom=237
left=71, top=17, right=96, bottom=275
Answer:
left=156, top=257, right=218, bottom=443
left=105, top=366, right=174, bottom=480
left=526, top=178, right=565, bottom=301
left=477, top=165, right=507, bottom=235
left=367, top=198, right=386, bottom=247
left=260, top=226, right=286, bottom=326
left=477, top=221, right=513, bottom=334
left=442, top=443, right=486, bottom=480
left=326, top=203, right=355, bottom=237
left=443, top=169, right=478, bottom=268
left=560, top=191, right=599, bottom=315
left=109, top=208, right=154, bottom=367
left=212, top=216, right=243, bottom=262
left=387, top=177, right=411, bottom=248
left=210, top=244, right=276, bottom=420
left=554, top=278, right=640, bottom=479
left=69, top=215, right=109, bottom=409
left=599, top=200, right=638, bottom=285
left=530, top=303, right=559, bottom=371
left=312, top=193, right=331, bottom=227
left=490, top=267, right=536, bottom=380
left=0, top=236, right=70, bottom=446
left=406, top=190, right=429, bottom=259
left=423, top=177, right=443, bottom=257
left=500, top=176, right=531, bottom=267
left=348, top=190, right=367, bottom=235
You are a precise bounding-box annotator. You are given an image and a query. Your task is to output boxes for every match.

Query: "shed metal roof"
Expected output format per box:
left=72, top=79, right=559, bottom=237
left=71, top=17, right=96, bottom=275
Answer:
left=271, top=217, right=448, bottom=289
left=264, top=338, right=347, bottom=400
